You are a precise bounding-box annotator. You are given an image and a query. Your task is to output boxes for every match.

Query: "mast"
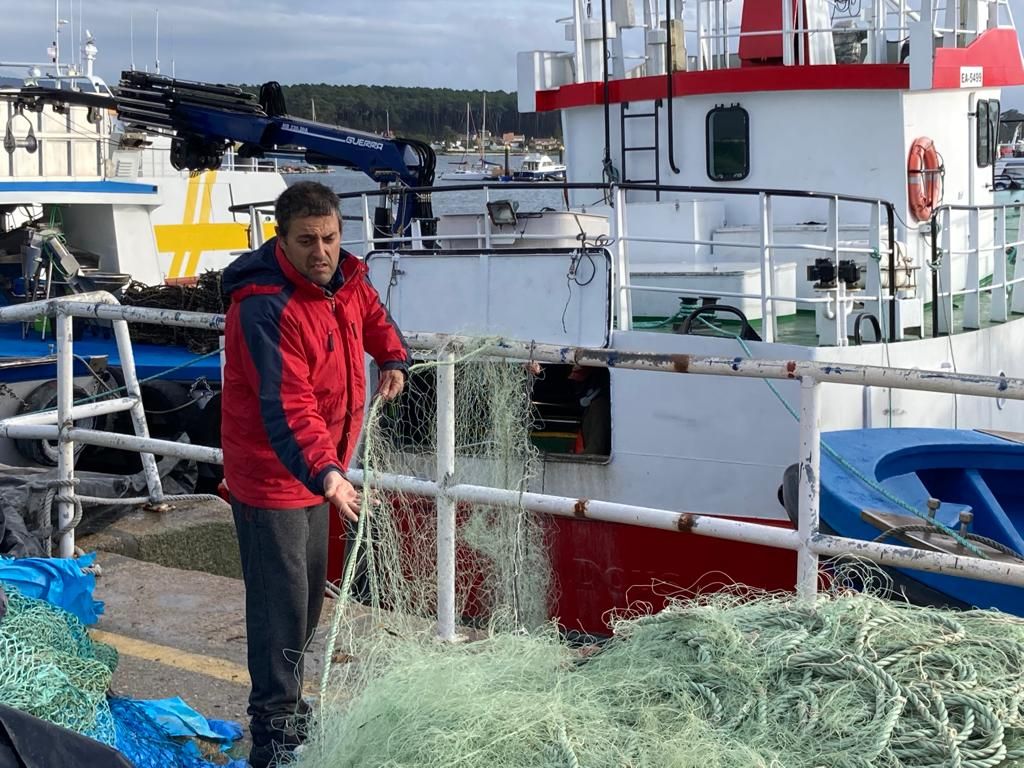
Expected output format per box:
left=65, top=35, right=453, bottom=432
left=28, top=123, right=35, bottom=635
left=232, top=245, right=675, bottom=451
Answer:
left=481, top=93, right=487, bottom=160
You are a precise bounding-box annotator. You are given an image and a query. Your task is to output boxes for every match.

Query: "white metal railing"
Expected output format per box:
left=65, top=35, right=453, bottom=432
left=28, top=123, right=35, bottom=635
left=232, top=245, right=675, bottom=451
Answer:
left=931, top=203, right=1024, bottom=334
left=0, top=295, right=1021, bottom=639
left=335, top=184, right=899, bottom=348
left=686, top=0, right=1011, bottom=72
left=331, top=183, right=1024, bottom=347
left=0, top=294, right=223, bottom=557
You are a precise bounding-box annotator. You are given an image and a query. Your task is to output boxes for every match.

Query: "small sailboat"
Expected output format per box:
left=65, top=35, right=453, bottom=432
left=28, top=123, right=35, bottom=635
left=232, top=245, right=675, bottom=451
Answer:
left=441, top=97, right=499, bottom=181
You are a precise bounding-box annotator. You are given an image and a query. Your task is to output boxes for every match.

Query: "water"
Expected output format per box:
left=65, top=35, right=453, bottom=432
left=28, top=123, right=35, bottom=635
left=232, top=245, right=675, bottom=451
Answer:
left=285, top=156, right=568, bottom=254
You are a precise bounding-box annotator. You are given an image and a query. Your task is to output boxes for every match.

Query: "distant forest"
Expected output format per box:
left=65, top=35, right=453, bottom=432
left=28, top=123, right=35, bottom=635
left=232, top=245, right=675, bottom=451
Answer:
left=242, top=83, right=562, bottom=143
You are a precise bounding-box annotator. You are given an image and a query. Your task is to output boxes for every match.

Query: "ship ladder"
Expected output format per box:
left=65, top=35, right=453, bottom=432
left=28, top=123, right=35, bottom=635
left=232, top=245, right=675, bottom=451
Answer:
left=620, top=100, right=662, bottom=201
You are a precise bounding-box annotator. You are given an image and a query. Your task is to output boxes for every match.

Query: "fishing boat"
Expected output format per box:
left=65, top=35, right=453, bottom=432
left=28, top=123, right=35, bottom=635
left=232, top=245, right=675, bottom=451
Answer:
left=0, top=31, right=286, bottom=288
left=343, top=0, right=1024, bottom=631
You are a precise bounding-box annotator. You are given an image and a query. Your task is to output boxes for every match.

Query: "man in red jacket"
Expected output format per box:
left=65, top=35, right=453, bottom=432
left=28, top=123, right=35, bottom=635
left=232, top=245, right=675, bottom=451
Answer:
left=221, top=181, right=407, bottom=768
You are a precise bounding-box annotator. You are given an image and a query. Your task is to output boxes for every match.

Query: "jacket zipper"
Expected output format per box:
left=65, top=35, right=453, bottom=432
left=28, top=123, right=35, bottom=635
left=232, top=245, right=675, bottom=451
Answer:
left=327, top=293, right=337, bottom=351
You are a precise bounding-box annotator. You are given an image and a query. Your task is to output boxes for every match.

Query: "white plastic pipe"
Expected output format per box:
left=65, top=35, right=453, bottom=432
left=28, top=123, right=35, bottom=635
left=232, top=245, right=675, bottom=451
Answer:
left=1, top=397, right=138, bottom=426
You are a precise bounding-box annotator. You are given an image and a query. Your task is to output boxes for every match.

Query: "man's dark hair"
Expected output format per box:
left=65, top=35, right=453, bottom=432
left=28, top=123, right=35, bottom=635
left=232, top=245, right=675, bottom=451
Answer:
left=275, top=181, right=341, bottom=237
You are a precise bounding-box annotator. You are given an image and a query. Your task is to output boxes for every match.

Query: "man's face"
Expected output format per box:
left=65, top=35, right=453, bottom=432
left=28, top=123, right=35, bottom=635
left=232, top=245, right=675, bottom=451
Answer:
left=278, top=213, right=341, bottom=286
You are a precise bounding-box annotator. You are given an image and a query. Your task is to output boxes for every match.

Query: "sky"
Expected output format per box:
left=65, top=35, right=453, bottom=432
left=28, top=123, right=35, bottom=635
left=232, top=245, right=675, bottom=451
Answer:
left=2, top=1, right=568, bottom=91
left=5, top=1, right=1024, bottom=105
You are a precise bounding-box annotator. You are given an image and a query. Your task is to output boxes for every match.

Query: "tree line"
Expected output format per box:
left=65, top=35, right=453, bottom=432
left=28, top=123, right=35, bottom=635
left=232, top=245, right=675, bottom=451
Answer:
left=242, top=83, right=562, bottom=143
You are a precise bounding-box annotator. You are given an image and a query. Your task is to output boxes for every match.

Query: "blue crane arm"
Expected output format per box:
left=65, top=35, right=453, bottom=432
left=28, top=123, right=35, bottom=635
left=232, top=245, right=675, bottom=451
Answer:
left=114, top=72, right=436, bottom=236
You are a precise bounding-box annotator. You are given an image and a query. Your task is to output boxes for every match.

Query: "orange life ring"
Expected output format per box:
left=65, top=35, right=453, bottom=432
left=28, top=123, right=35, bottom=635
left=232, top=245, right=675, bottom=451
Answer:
left=907, top=137, right=944, bottom=222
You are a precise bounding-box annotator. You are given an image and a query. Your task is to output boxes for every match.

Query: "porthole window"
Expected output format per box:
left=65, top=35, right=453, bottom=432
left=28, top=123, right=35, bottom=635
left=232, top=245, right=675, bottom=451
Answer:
left=706, top=104, right=750, bottom=181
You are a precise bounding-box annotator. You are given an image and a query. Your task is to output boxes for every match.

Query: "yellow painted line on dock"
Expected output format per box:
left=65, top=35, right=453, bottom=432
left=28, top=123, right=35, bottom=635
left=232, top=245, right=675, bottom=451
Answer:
left=91, top=629, right=250, bottom=686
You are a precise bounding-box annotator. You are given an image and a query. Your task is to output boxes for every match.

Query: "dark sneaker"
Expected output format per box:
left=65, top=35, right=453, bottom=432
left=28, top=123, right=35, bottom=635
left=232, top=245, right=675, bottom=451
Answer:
left=248, top=739, right=288, bottom=768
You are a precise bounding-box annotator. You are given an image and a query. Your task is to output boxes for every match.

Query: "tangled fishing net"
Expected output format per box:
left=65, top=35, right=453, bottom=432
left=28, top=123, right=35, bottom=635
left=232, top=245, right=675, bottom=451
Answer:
left=296, top=341, right=1024, bottom=768
left=304, top=591, right=1024, bottom=768
left=120, top=271, right=227, bottom=353
left=340, top=340, right=548, bottom=634
left=0, top=586, right=225, bottom=767
left=0, top=587, right=118, bottom=742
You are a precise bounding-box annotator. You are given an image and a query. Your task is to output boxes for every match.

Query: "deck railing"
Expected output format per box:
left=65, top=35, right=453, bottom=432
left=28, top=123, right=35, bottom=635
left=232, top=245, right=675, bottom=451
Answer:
left=0, top=294, right=1020, bottom=639
left=240, top=180, right=1024, bottom=349
left=930, top=202, right=1024, bottom=334
left=330, top=182, right=902, bottom=346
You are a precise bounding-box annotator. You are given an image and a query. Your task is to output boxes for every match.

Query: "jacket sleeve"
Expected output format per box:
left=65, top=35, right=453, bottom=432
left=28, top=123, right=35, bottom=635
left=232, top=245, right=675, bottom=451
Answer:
left=237, top=294, right=344, bottom=494
left=359, top=279, right=409, bottom=372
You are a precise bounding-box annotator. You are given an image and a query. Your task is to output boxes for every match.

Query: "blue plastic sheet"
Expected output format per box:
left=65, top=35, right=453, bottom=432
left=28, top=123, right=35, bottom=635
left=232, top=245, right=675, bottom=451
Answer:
left=108, top=697, right=243, bottom=768
left=0, top=553, right=103, bottom=624
left=133, top=697, right=231, bottom=741
left=109, top=698, right=211, bottom=768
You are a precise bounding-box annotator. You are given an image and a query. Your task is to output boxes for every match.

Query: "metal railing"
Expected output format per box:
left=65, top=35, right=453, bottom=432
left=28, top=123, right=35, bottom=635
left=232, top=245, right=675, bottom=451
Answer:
left=320, top=181, right=901, bottom=346
left=243, top=178, right=1024, bottom=346
left=930, top=202, right=1024, bottom=335
left=0, top=293, right=223, bottom=556
left=0, top=295, right=1020, bottom=639
left=689, top=0, right=1007, bottom=70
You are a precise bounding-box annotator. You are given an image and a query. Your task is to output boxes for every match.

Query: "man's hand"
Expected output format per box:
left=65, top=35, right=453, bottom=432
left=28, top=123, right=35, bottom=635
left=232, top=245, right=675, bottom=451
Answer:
left=377, top=369, right=405, bottom=401
left=324, top=470, right=360, bottom=523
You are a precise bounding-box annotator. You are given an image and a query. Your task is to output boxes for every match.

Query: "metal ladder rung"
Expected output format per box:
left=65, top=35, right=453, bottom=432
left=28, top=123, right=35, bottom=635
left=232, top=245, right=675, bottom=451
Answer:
left=623, top=112, right=658, bottom=119
left=625, top=178, right=658, bottom=183
left=624, top=146, right=657, bottom=152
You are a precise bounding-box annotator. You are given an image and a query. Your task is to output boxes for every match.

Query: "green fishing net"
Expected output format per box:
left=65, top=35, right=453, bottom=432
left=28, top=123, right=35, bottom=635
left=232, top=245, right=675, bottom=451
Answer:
left=296, top=343, right=1024, bottom=768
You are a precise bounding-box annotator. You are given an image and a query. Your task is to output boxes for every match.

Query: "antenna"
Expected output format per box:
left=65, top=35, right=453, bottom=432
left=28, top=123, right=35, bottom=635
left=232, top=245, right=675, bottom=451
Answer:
left=154, top=9, right=160, bottom=75
left=130, top=11, right=136, bottom=70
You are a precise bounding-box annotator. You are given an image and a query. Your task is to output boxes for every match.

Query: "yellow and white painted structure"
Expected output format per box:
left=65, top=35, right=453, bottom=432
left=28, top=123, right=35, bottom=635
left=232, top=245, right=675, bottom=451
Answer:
left=148, top=170, right=282, bottom=284
left=1, top=94, right=285, bottom=286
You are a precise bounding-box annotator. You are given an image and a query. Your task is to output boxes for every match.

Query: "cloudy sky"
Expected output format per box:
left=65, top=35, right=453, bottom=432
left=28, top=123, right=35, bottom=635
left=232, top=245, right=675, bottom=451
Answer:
left=5, top=0, right=1024, bottom=104
left=4, top=1, right=568, bottom=90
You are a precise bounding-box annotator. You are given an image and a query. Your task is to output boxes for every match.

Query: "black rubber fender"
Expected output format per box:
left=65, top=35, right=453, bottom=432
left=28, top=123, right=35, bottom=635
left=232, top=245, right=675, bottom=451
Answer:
left=13, top=380, right=95, bottom=466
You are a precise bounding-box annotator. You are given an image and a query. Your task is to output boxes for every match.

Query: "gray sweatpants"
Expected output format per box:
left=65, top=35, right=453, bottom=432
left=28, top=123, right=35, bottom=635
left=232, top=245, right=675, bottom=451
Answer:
left=231, top=499, right=329, bottom=745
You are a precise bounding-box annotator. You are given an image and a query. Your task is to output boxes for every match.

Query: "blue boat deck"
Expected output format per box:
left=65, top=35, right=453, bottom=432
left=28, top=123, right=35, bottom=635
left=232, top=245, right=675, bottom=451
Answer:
left=820, top=428, right=1024, bottom=614
left=0, top=322, right=221, bottom=382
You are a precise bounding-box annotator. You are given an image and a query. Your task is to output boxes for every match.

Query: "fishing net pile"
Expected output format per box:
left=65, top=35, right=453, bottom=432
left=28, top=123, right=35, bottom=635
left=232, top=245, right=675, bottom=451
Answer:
left=120, top=271, right=227, bottom=353
left=303, top=590, right=1024, bottom=768
left=0, top=587, right=118, bottom=741
left=297, top=342, right=1024, bottom=768
left=0, top=586, right=225, bottom=767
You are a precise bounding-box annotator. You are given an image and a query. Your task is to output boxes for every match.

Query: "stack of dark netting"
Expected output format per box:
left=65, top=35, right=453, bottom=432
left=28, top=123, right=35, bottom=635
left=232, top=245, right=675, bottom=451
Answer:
left=119, top=271, right=227, bottom=353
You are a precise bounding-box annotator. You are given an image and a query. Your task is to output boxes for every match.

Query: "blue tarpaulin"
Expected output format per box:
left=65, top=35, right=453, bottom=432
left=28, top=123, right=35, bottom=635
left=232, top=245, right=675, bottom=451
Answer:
left=0, top=554, right=103, bottom=624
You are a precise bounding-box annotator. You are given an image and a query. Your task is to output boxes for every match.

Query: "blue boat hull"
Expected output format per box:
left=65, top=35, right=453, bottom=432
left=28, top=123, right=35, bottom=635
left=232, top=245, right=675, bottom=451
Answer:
left=819, top=428, right=1024, bottom=615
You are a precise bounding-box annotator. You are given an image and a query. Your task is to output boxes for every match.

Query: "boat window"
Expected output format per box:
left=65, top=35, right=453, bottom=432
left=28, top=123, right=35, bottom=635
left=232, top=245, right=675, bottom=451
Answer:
left=530, top=364, right=611, bottom=458
left=977, top=98, right=1000, bottom=168
left=706, top=105, right=750, bottom=181
left=374, top=362, right=612, bottom=459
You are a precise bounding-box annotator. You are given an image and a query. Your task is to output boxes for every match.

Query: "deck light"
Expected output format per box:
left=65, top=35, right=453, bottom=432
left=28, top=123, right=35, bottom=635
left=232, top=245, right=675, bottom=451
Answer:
left=486, top=200, right=518, bottom=228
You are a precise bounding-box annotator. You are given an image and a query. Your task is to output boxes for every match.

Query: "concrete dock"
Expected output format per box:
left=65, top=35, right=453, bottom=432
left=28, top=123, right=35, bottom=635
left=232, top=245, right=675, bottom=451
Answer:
left=80, top=498, right=342, bottom=762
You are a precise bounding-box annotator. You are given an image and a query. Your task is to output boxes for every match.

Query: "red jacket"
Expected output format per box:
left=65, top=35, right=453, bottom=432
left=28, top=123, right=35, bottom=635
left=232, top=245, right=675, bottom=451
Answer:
left=221, top=239, right=408, bottom=508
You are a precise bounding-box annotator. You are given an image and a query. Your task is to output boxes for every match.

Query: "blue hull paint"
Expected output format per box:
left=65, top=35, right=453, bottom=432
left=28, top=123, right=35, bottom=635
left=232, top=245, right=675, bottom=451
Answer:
left=820, top=428, right=1024, bottom=615
left=0, top=180, right=158, bottom=195
left=0, top=323, right=220, bottom=382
